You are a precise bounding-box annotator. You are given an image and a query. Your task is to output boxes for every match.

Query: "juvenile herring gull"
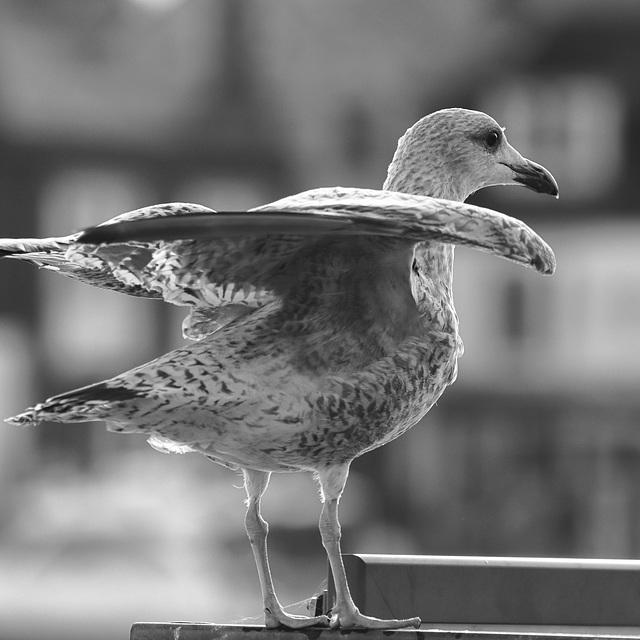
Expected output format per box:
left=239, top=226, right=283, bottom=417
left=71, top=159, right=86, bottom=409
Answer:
left=3, top=109, right=558, bottom=629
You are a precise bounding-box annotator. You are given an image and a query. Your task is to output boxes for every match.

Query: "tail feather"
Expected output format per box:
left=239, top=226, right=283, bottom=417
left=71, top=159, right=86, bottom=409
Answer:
left=6, top=382, right=143, bottom=427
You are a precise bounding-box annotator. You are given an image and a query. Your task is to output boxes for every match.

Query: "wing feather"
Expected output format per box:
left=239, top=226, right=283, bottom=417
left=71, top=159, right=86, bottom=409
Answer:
left=0, top=202, right=218, bottom=298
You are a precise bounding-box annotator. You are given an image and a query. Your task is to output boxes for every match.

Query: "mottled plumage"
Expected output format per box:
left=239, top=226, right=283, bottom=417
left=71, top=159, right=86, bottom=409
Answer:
left=3, top=109, right=558, bottom=629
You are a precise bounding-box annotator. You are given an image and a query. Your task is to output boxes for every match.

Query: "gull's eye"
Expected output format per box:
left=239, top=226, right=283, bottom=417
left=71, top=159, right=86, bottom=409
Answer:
left=484, top=129, right=501, bottom=150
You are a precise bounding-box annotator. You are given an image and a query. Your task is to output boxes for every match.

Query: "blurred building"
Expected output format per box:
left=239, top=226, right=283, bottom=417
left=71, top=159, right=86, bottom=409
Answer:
left=1, top=1, right=640, bottom=638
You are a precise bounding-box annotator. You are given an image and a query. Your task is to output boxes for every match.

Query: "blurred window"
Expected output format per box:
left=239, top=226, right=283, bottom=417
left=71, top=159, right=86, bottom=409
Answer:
left=482, top=75, right=624, bottom=201
left=38, top=167, right=158, bottom=381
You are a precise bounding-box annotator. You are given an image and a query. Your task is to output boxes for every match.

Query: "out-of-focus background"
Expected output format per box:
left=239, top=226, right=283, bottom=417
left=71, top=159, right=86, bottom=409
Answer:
left=1, top=0, right=640, bottom=638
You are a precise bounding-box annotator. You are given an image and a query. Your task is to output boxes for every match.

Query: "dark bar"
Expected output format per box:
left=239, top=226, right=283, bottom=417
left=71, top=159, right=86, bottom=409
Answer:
left=328, top=555, right=640, bottom=626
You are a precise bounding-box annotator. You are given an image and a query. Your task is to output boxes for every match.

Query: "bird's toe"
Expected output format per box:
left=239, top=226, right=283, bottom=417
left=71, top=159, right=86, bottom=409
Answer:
left=329, top=606, right=421, bottom=630
left=264, top=608, right=330, bottom=629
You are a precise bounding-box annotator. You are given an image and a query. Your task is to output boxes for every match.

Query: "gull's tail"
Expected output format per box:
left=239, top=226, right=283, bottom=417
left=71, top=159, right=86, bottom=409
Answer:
left=6, top=380, right=142, bottom=428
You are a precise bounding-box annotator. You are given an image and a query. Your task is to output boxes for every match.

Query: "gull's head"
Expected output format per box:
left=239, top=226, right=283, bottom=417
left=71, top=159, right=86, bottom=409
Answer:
left=384, top=108, right=559, bottom=202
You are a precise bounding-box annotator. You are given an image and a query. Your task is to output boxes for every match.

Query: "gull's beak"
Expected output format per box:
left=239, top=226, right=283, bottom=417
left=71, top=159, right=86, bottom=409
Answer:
left=501, top=158, right=559, bottom=198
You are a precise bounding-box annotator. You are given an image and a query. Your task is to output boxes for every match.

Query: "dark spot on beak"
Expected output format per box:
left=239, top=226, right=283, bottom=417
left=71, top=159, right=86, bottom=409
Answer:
left=501, top=160, right=559, bottom=197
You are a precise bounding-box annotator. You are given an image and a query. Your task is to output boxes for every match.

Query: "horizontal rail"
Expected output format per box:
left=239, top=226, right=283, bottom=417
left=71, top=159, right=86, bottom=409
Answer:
left=327, top=555, right=640, bottom=627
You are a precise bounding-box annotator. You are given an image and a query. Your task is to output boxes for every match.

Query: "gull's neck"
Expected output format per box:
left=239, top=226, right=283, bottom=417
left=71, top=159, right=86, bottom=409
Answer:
left=384, top=173, right=466, bottom=202
left=383, top=147, right=472, bottom=202
left=382, top=163, right=463, bottom=306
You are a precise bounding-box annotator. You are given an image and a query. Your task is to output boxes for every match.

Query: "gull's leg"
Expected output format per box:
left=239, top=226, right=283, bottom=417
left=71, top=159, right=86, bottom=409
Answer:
left=317, top=463, right=421, bottom=630
left=242, top=468, right=329, bottom=629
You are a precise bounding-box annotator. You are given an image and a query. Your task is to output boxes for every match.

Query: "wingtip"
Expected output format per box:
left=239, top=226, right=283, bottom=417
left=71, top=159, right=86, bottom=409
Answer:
left=5, top=411, right=38, bottom=427
left=533, top=249, right=556, bottom=275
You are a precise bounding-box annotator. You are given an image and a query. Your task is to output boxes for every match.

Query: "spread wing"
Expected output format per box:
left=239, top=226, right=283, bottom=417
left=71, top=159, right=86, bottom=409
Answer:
left=2, top=187, right=554, bottom=340
left=75, top=187, right=555, bottom=339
